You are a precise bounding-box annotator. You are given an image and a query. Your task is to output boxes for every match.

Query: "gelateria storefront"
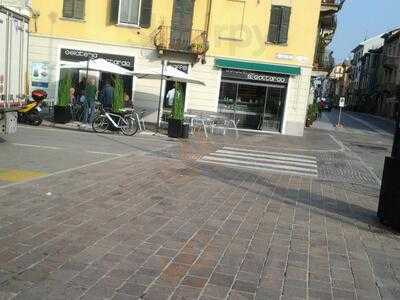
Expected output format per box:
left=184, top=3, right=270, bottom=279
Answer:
left=216, top=59, right=298, bottom=133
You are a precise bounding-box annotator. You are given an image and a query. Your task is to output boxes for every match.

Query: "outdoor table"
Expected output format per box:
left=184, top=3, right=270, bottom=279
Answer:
left=185, top=114, right=215, bottom=139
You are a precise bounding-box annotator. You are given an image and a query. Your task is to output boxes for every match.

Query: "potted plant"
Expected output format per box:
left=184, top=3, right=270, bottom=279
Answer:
left=112, top=76, right=124, bottom=113
left=305, top=103, right=318, bottom=127
left=168, top=82, right=188, bottom=138
left=54, top=72, right=72, bottom=123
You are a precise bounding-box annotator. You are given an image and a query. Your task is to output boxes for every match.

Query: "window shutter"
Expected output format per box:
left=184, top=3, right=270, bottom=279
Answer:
left=110, top=0, right=120, bottom=24
left=278, top=6, right=291, bottom=44
left=267, top=6, right=281, bottom=43
left=120, top=0, right=130, bottom=23
left=63, top=0, right=74, bottom=18
left=140, top=0, right=153, bottom=28
left=74, top=0, right=85, bottom=19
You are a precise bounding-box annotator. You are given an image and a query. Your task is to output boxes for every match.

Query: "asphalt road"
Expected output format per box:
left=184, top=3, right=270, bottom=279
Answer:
left=0, top=126, right=176, bottom=187
left=0, top=111, right=395, bottom=188
left=315, top=109, right=394, bottom=181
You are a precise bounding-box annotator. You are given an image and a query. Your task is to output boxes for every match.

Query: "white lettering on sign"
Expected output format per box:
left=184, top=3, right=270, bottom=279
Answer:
left=61, top=48, right=135, bottom=69
left=222, top=69, right=289, bottom=84
left=64, top=49, right=99, bottom=60
left=247, top=73, right=287, bottom=84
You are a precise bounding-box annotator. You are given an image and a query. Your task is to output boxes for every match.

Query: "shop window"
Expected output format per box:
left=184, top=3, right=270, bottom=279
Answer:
left=267, top=5, right=291, bottom=44
left=110, top=0, right=153, bottom=28
left=63, top=0, right=85, bottom=20
left=218, top=80, right=286, bottom=132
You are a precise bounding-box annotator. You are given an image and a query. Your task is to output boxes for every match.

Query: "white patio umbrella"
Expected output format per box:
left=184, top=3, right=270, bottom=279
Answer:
left=133, top=64, right=205, bottom=130
left=133, top=65, right=205, bottom=85
left=60, top=58, right=133, bottom=76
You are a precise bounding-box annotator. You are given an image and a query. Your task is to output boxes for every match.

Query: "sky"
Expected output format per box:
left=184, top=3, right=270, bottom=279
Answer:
left=331, top=0, right=400, bottom=62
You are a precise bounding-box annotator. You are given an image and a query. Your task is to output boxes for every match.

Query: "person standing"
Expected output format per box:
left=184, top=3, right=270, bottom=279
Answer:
left=83, top=78, right=97, bottom=124
left=100, top=79, right=114, bottom=110
left=124, top=92, right=132, bottom=108
left=69, top=87, right=76, bottom=105
left=166, top=87, right=175, bottom=107
left=76, top=77, right=86, bottom=102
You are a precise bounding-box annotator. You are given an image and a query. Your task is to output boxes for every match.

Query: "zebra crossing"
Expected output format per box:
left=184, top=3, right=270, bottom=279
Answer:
left=198, top=146, right=318, bottom=177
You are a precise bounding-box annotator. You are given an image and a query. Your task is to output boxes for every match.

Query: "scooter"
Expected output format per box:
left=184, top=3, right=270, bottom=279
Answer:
left=18, top=89, right=47, bottom=126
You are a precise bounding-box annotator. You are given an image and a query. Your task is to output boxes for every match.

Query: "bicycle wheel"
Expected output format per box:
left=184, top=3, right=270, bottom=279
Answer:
left=92, top=115, right=109, bottom=133
left=120, top=116, right=139, bottom=136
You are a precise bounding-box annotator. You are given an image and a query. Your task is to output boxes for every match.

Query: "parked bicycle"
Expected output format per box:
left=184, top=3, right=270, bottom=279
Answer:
left=92, top=104, right=139, bottom=136
left=69, top=103, right=84, bottom=122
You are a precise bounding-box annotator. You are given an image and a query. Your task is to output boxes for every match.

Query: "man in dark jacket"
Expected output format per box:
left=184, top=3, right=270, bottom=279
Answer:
left=100, top=80, right=114, bottom=110
left=83, top=78, right=97, bottom=124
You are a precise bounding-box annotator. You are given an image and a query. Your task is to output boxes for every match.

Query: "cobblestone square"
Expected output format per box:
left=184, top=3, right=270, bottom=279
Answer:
left=0, top=116, right=399, bottom=299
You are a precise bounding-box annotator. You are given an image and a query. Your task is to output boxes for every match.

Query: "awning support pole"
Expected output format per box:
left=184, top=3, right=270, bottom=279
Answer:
left=155, top=60, right=165, bottom=133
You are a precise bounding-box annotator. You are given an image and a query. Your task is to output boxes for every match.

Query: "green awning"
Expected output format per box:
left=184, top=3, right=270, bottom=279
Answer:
left=215, top=58, right=301, bottom=76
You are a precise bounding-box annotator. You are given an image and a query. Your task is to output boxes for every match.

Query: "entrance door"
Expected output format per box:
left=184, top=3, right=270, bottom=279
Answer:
left=260, top=86, right=286, bottom=132
left=170, top=0, right=194, bottom=50
left=162, top=81, right=187, bottom=121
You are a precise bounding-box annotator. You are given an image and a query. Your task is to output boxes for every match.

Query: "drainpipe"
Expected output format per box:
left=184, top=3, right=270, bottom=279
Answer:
left=205, top=0, right=213, bottom=40
left=201, top=0, right=212, bottom=61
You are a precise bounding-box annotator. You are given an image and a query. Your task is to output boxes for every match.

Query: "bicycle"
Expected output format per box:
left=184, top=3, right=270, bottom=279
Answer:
left=92, top=104, right=139, bottom=136
left=69, top=103, right=84, bottom=122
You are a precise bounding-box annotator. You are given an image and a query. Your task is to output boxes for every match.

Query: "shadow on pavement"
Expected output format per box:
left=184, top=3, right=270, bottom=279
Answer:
left=95, top=132, right=176, bottom=156
left=197, top=163, right=392, bottom=234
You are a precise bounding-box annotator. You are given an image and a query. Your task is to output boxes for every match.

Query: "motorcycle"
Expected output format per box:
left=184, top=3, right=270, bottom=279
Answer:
left=18, top=89, right=47, bottom=126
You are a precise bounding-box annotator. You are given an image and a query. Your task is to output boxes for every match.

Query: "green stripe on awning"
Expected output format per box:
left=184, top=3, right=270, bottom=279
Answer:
left=215, top=58, right=301, bottom=76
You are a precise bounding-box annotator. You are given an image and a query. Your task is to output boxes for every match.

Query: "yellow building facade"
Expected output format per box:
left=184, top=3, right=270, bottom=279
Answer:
left=29, top=0, right=324, bottom=135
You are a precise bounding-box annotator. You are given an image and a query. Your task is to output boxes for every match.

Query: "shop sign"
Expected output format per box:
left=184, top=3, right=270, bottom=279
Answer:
left=31, top=62, right=49, bottom=91
left=167, top=62, right=189, bottom=74
left=222, top=69, right=288, bottom=84
left=60, top=48, right=135, bottom=70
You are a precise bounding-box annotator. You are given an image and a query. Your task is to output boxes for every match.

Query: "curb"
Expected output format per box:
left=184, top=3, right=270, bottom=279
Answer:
left=40, top=121, right=94, bottom=133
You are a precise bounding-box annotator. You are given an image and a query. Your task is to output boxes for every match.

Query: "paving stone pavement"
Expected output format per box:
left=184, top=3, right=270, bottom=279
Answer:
left=0, top=141, right=400, bottom=300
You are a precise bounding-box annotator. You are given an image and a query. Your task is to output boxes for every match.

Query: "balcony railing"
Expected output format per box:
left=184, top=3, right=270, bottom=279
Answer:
left=154, top=26, right=209, bottom=56
left=313, top=49, right=335, bottom=73
left=320, top=14, right=337, bottom=30
left=321, top=0, right=344, bottom=14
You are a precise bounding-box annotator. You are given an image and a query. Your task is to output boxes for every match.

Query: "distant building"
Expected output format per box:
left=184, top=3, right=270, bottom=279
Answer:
left=377, top=28, right=400, bottom=119
left=310, top=0, right=345, bottom=105
left=347, top=34, right=384, bottom=109
left=345, top=27, right=400, bottom=118
left=329, top=61, right=350, bottom=103
left=28, top=0, right=344, bottom=136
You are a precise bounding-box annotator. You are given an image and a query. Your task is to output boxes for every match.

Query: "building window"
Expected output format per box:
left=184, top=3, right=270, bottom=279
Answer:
left=110, top=0, right=153, bottom=28
left=120, top=0, right=141, bottom=25
left=63, top=0, right=85, bottom=19
left=267, top=5, right=291, bottom=44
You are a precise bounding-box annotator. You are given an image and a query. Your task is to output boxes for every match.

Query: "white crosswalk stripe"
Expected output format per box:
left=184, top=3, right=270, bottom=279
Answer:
left=198, top=147, right=318, bottom=177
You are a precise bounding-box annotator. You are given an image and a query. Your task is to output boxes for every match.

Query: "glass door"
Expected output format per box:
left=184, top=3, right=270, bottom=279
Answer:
left=236, top=84, right=266, bottom=129
left=260, top=86, right=286, bottom=132
left=218, top=81, right=267, bottom=130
